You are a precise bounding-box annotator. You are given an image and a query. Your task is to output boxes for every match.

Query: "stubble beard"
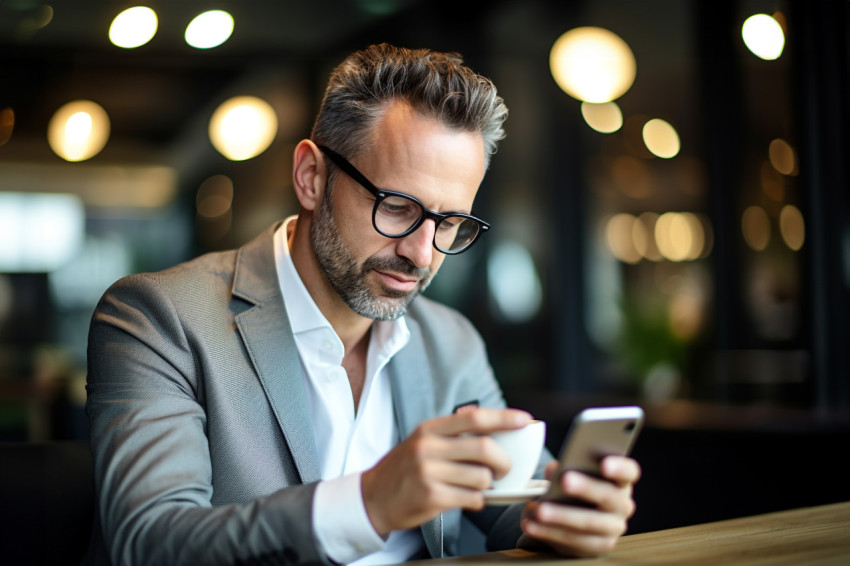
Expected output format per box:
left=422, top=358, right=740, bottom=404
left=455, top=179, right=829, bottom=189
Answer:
left=310, top=193, right=432, bottom=321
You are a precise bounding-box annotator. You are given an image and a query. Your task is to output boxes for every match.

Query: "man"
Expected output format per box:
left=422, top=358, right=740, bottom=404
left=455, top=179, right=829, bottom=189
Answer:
left=84, top=43, right=640, bottom=565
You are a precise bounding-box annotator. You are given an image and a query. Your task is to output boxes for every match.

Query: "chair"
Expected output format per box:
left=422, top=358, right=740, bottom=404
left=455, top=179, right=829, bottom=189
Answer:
left=0, top=441, right=94, bottom=565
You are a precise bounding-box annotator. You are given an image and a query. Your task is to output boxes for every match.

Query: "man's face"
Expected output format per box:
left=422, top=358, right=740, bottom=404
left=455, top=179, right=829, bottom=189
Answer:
left=311, top=102, right=486, bottom=321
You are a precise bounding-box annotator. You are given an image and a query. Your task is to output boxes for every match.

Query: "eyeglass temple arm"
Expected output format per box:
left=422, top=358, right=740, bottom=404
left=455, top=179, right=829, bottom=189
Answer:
left=316, top=145, right=381, bottom=197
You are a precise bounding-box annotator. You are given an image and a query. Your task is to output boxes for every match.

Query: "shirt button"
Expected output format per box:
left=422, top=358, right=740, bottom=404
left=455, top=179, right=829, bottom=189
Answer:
left=323, top=340, right=334, bottom=350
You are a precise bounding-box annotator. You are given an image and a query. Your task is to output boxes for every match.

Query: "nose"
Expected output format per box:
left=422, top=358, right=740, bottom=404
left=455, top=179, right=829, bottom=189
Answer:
left=396, top=218, right=437, bottom=268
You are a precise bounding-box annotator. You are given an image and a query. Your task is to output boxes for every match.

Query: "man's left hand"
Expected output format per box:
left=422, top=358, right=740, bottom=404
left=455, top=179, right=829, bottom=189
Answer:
left=520, top=456, right=641, bottom=558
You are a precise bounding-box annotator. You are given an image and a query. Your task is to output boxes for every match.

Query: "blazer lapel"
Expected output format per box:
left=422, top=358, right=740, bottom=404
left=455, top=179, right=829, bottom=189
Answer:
left=388, top=321, right=443, bottom=558
left=231, top=224, right=444, bottom=554
left=232, top=224, right=321, bottom=484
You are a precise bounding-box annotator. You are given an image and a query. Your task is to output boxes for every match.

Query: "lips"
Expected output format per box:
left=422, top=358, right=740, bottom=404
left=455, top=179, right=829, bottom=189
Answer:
left=374, top=269, right=419, bottom=292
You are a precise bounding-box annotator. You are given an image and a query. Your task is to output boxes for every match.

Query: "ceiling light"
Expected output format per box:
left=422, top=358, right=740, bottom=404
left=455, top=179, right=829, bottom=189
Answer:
left=109, top=6, right=158, bottom=49
left=185, top=10, right=234, bottom=49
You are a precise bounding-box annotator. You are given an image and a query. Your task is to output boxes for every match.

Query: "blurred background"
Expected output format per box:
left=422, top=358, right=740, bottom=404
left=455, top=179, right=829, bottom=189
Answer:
left=1, top=0, right=849, bottom=536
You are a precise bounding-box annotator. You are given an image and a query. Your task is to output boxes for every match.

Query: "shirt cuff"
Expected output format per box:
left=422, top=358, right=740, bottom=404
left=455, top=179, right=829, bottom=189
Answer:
left=313, top=472, right=386, bottom=564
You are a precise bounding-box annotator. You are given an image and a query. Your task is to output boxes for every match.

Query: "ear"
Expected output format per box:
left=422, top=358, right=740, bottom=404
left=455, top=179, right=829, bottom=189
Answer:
left=292, top=139, right=327, bottom=212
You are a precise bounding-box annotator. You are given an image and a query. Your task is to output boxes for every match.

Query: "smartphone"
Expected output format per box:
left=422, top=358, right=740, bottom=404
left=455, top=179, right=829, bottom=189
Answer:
left=541, top=405, right=644, bottom=503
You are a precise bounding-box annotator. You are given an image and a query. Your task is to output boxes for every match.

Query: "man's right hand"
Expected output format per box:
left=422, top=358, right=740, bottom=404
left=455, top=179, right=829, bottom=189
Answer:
left=360, top=408, right=533, bottom=536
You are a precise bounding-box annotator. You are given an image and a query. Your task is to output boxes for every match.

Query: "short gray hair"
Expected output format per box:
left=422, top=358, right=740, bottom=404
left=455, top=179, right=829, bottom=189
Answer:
left=311, top=43, right=508, bottom=169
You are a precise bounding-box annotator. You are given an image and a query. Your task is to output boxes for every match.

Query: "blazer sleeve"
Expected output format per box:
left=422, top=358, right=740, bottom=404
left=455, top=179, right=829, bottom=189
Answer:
left=85, top=274, right=329, bottom=566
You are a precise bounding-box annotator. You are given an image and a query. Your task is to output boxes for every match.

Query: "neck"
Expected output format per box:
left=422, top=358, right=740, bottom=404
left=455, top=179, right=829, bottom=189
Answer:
left=288, top=214, right=374, bottom=355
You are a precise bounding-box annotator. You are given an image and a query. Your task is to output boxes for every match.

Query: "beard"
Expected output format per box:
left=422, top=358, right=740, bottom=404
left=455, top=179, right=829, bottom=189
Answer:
left=310, top=192, right=433, bottom=321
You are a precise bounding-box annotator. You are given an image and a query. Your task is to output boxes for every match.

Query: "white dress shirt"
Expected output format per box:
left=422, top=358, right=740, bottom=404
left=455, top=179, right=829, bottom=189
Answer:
left=274, top=218, right=425, bottom=564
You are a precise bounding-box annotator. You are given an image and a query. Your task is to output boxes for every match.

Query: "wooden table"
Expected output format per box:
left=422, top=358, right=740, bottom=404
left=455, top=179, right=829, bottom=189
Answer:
left=414, top=501, right=850, bottom=565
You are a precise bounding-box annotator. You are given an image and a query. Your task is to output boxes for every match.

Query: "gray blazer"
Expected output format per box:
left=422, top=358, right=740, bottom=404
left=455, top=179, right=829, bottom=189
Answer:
left=84, top=223, right=547, bottom=566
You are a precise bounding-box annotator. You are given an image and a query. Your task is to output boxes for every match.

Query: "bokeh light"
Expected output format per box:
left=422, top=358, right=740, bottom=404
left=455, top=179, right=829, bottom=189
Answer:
left=760, top=161, right=786, bottom=202
left=581, top=101, right=623, bottom=133
left=550, top=26, right=636, bottom=103
left=109, top=6, right=158, bottom=49
left=742, top=14, right=785, bottom=60
left=642, top=118, right=680, bottom=158
left=487, top=241, right=543, bottom=323
left=47, top=100, right=111, bottom=162
left=0, top=107, right=14, bottom=146
left=185, top=10, right=234, bottom=49
left=656, top=212, right=695, bottom=261
left=742, top=205, right=771, bottom=251
left=209, top=96, right=278, bottom=161
left=606, top=213, right=642, bottom=264
left=604, top=212, right=710, bottom=263
left=612, top=156, right=653, bottom=199
left=635, top=212, right=662, bottom=261
left=196, top=175, right=234, bottom=219
left=769, top=138, right=796, bottom=175
left=779, top=205, right=805, bottom=251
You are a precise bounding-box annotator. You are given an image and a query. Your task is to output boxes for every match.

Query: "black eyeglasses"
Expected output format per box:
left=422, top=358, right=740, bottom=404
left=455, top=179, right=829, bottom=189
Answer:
left=318, top=145, right=490, bottom=255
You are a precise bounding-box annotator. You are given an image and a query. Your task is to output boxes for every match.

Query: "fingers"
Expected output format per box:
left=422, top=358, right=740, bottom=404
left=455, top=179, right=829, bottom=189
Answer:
left=601, top=455, right=642, bottom=487
left=559, top=471, right=636, bottom=518
left=422, top=407, right=533, bottom=436
left=520, top=457, right=640, bottom=558
left=521, top=503, right=625, bottom=558
left=424, top=454, right=497, bottom=492
left=362, top=409, right=535, bottom=535
left=410, top=408, right=532, bottom=481
left=547, top=456, right=640, bottom=515
left=395, top=458, right=492, bottom=509
left=411, top=424, right=514, bottom=483
left=362, top=453, right=491, bottom=535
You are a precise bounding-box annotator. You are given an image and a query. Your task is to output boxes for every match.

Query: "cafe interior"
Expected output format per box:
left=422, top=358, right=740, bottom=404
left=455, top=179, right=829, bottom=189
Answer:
left=1, top=0, right=849, bottom=562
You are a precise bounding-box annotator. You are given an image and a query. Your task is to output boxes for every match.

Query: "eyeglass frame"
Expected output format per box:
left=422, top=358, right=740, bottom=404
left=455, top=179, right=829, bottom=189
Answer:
left=317, top=145, right=491, bottom=255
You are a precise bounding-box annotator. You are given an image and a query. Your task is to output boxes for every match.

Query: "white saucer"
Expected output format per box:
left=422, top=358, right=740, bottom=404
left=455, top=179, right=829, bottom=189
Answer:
left=483, top=479, right=550, bottom=505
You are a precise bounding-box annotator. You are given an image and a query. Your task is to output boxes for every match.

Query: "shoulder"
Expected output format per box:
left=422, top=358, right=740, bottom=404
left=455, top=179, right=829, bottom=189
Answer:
left=103, top=248, right=239, bottom=307
left=102, top=222, right=279, bottom=305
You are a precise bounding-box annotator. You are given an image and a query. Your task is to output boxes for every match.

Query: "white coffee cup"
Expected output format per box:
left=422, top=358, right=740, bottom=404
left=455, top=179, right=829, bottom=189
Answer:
left=489, top=420, right=546, bottom=491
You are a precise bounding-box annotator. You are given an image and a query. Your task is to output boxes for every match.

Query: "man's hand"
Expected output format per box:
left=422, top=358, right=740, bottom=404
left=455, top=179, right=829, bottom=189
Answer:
left=361, top=408, right=532, bottom=536
left=520, top=456, right=641, bottom=558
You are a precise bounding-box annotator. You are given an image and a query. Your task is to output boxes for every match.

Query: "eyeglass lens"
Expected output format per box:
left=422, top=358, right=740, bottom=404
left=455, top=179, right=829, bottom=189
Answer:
left=375, top=194, right=481, bottom=253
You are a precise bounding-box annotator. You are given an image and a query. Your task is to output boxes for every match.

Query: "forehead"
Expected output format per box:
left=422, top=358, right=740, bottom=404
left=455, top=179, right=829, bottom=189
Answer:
left=360, top=102, right=486, bottom=207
